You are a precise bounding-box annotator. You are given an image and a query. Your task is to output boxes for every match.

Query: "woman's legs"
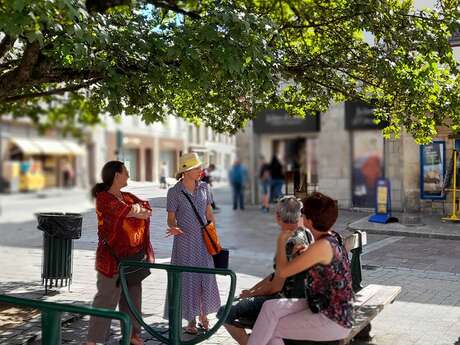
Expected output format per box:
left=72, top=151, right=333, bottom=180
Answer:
left=247, top=299, right=307, bottom=345
left=270, top=308, right=350, bottom=343
left=119, top=282, right=142, bottom=338
left=247, top=298, right=350, bottom=345
left=87, top=273, right=122, bottom=343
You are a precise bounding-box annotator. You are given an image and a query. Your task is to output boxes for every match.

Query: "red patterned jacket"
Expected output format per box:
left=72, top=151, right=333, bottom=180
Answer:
left=95, top=191, right=154, bottom=277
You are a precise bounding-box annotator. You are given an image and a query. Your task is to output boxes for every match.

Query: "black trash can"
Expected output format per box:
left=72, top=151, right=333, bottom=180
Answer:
left=36, top=212, right=82, bottom=294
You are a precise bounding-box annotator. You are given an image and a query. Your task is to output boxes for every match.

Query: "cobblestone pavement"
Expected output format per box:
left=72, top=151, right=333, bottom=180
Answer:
left=1, top=184, right=460, bottom=344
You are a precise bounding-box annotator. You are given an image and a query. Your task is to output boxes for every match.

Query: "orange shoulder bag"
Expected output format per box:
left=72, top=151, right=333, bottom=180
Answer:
left=181, top=191, right=222, bottom=255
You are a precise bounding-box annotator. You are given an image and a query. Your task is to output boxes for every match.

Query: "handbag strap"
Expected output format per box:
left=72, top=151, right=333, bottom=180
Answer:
left=181, top=191, right=207, bottom=227
left=102, top=238, right=120, bottom=263
left=181, top=191, right=220, bottom=253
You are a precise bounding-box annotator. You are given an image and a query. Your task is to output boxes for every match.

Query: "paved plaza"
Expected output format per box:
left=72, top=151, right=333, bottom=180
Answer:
left=1, top=184, right=460, bottom=344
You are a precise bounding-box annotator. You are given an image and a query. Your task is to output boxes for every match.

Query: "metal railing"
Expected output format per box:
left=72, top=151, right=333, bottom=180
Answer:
left=0, top=294, right=131, bottom=345
left=119, top=262, right=237, bottom=345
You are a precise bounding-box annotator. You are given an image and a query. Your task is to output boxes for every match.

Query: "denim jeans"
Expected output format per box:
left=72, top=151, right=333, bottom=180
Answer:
left=232, top=183, right=245, bottom=209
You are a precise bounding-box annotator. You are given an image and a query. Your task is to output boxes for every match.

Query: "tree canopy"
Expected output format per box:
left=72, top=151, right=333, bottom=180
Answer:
left=0, top=0, right=459, bottom=142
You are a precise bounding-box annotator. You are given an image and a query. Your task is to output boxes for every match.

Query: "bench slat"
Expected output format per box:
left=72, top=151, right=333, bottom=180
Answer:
left=352, top=284, right=383, bottom=307
left=341, top=285, right=401, bottom=344
left=359, top=285, right=402, bottom=307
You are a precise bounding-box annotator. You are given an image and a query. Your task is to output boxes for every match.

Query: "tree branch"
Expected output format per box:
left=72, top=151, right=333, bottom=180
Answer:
left=0, top=35, right=15, bottom=60
left=1, top=78, right=102, bottom=103
left=17, top=41, right=41, bottom=81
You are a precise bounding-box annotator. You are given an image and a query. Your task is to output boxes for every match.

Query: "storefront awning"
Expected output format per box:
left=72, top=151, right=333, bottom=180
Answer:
left=12, top=138, right=42, bottom=155
left=63, top=141, right=86, bottom=155
left=10, top=138, right=85, bottom=156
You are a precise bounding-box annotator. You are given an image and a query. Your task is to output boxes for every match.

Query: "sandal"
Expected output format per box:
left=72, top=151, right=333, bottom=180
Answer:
left=198, top=316, right=210, bottom=331
left=184, top=324, right=198, bottom=335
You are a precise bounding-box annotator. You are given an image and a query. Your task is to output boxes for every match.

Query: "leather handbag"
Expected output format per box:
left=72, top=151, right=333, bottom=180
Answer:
left=182, top=191, right=229, bottom=269
left=103, top=240, right=151, bottom=286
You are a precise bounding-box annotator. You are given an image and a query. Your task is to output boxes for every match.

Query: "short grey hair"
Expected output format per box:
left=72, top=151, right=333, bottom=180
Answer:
left=276, top=196, right=303, bottom=224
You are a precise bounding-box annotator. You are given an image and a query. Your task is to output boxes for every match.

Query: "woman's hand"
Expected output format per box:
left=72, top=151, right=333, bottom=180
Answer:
left=277, top=229, right=293, bottom=245
left=239, top=289, right=252, bottom=298
left=166, top=226, right=184, bottom=237
left=137, top=207, right=152, bottom=219
left=128, top=204, right=152, bottom=219
left=147, top=253, right=155, bottom=264
left=293, top=244, right=309, bottom=256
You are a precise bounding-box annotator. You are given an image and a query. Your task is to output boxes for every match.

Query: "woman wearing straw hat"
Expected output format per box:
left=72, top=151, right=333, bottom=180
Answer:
left=165, top=152, right=221, bottom=334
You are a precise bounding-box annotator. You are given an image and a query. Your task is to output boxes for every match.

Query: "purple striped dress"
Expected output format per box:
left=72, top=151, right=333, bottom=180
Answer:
left=165, top=181, right=221, bottom=321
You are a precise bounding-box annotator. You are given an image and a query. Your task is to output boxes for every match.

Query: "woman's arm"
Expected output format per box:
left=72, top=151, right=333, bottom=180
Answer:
left=275, top=236, right=333, bottom=279
left=167, top=211, right=178, bottom=228
left=240, top=274, right=285, bottom=298
left=166, top=211, right=184, bottom=236
left=206, top=205, right=215, bottom=224
left=126, top=203, right=151, bottom=219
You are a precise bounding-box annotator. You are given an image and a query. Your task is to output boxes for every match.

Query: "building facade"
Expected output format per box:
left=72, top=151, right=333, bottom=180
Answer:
left=0, top=118, right=87, bottom=192
left=88, top=115, right=236, bottom=185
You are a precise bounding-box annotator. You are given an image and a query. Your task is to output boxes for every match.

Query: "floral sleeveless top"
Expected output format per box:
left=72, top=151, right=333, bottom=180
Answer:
left=306, top=232, right=353, bottom=328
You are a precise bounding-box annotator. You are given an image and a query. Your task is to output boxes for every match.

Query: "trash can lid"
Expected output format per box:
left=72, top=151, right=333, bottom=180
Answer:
left=35, top=212, right=82, bottom=218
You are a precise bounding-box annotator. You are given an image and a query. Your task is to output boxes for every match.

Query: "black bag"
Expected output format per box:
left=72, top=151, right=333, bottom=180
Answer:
left=182, top=191, right=230, bottom=269
left=213, top=248, right=229, bottom=269
left=103, top=240, right=151, bottom=286
left=119, top=250, right=151, bottom=286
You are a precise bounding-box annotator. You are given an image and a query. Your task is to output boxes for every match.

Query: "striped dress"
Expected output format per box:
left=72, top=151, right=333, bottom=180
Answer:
left=164, top=181, right=221, bottom=321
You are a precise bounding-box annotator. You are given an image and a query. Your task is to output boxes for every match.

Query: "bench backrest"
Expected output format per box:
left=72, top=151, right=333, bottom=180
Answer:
left=344, top=231, right=367, bottom=252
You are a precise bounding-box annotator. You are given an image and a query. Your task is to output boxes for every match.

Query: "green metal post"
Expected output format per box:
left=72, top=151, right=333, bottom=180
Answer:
left=168, top=271, right=182, bottom=345
left=42, top=309, right=62, bottom=345
left=351, top=230, right=363, bottom=292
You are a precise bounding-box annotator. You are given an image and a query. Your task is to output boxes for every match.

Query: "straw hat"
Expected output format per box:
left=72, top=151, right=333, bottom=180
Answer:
left=176, top=152, right=202, bottom=179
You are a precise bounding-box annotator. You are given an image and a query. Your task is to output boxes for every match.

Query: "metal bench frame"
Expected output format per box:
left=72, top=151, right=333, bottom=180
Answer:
left=119, top=262, right=237, bottom=345
left=0, top=294, right=131, bottom=345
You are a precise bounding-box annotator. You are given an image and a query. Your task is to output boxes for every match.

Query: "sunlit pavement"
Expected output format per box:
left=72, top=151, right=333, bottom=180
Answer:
left=1, top=184, right=460, bottom=344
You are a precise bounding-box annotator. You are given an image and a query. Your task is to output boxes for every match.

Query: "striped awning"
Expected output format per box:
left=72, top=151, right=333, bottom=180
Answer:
left=10, top=137, right=85, bottom=156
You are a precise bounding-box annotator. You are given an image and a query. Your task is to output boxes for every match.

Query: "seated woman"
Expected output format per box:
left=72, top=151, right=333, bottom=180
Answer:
left=244, top=192, right=353, bottom=345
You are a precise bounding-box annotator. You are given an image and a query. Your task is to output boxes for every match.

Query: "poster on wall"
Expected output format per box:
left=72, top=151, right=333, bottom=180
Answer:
left=352, top=132, right=384, bottom=208
left=421, top=141, right=445, bottom=199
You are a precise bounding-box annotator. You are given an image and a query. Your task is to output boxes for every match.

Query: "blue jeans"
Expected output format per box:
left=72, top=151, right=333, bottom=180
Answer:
left=270, top=179, right=284, bottom=203
left=232, top=183, right=245, bottom=210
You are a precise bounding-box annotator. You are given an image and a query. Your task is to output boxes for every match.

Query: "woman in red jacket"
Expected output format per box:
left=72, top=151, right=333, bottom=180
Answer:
left=86, top=161, right=154, bottom=345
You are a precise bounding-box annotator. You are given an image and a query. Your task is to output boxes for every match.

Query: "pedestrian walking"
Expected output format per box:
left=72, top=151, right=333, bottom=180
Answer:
left=62, top=159, right=74, bottom=188
left=160, top=161, right=168, bottom=189
left=86, top=161, right=155, bottom=345
left=258, top=156, right=271, bottom=213
left=165, top=152, right=221, bottom=334
left=269, top=155, right=285, bottom=203
left=229, top=158, right=248, bottom=210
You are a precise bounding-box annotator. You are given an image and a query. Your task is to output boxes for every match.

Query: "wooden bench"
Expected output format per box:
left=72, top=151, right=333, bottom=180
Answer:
left=234, top=231, right=402, bottom=345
